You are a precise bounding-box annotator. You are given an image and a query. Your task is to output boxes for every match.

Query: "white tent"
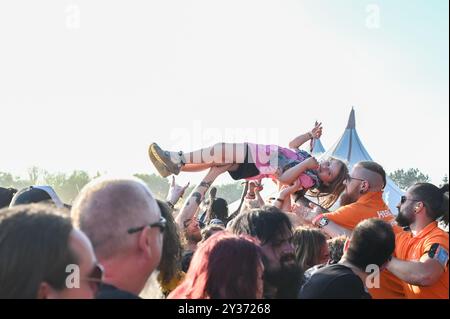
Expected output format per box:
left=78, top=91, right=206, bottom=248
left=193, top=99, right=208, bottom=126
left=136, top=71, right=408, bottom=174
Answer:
left=321, top=108, right=404, bottom=213
left=311, top=138, right=326, bottom=156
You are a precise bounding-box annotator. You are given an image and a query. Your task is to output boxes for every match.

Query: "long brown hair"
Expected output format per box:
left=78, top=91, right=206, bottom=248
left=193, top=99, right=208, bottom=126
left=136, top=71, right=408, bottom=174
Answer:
left=292, top=227, right=327, bottom=271
left=307, top=157, right=348, bottom=209
left=156, top=200, right=183, bottom=285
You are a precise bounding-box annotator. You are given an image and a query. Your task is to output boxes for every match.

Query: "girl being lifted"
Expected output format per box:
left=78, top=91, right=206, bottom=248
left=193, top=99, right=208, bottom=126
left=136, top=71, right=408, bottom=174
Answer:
left=149, top=122, right=348, bottom=208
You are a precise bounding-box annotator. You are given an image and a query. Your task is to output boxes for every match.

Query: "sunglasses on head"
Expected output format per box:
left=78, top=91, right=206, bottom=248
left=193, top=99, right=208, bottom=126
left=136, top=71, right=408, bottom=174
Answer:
left=127, top=217, right=167, bottom=234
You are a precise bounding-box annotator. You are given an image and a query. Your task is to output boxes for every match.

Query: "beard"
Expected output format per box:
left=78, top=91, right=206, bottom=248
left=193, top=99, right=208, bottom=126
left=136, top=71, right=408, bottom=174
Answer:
left=186, top=230, right=202, bottom=243
left=263, top=253, right=303, bottom=299
left=395, top=208, right=414, bottom=227
left=340, top=190, right=359, bottom=206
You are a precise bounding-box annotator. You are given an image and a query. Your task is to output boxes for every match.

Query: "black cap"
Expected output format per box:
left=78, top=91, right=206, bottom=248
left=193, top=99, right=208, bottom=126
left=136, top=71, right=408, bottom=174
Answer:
left=0, top=187, right=18, bottom=209
left=9, top=186, right=67, bottom=208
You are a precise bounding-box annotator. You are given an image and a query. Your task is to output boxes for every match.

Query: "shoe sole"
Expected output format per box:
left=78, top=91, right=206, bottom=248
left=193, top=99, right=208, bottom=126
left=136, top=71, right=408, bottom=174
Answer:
left=148, top=145, right=171, bottom=177
left=150, top=143, right=181, bottom=176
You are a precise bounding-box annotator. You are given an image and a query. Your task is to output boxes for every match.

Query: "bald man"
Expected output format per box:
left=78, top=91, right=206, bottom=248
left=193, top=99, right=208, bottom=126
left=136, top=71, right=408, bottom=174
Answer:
left=71, top=177, right=164, bottom=299
left=297, top=161, right=397, bottom=238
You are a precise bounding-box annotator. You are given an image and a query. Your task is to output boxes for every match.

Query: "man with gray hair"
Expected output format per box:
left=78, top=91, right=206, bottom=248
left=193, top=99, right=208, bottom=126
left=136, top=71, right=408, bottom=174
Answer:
left=71, top=177, right=165, bottom=299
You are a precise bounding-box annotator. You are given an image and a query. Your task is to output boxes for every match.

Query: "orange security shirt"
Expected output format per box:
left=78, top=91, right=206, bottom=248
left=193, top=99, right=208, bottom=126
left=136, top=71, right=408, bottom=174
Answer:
left=395, top=222, right=449, bottom=299
left=326, top=192, right=396, bottom=229
left=370, top=222, right=406, bottom=299
left=326, top=191, right=405, bottom=298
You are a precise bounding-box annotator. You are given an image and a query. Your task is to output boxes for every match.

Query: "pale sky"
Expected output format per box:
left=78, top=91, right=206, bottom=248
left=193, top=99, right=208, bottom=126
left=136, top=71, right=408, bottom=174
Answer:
left=0, top=0, right=448, bottom=187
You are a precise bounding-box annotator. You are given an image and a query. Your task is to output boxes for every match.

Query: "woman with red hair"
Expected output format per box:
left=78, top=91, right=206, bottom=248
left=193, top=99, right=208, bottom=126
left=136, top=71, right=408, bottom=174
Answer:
left=168, top=231, right=264, bottom=299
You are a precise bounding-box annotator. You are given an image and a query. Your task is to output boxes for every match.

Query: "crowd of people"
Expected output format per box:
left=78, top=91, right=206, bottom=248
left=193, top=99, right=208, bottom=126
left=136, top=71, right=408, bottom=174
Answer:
left=0, top=125, right=448, bottom=299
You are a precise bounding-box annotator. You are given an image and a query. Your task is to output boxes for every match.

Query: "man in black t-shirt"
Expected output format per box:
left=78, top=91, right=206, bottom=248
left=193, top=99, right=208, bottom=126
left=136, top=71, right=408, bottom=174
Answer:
left=299, top=218, right=395, bottom=299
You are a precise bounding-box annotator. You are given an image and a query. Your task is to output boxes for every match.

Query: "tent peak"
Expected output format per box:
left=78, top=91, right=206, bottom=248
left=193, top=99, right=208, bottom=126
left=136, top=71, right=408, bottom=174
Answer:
left=346, top=108, right=356, bottom=129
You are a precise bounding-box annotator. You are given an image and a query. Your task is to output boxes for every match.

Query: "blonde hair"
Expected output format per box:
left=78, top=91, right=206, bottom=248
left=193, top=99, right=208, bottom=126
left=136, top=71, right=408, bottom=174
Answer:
left=292, top=226, right=327, bottom=271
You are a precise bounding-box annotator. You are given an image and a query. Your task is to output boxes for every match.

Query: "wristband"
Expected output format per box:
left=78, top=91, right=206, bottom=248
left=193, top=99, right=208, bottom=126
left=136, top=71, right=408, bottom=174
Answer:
left=312, top=214, right=328, bottom=227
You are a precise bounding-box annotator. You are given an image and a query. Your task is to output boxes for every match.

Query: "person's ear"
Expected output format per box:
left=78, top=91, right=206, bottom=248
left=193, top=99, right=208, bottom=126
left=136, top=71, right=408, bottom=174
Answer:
left=138, top=227, right=153, bottom=259
left=414, top=202, right=424, bottom=214
left=343, top=237, right=351, bottom=253
left=360, top=181, right=369, bottom=194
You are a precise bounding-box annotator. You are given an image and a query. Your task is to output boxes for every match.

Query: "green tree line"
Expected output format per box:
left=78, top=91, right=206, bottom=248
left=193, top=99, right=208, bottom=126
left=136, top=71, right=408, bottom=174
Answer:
left=1, top=166, right=447, bottom=205
left=1, top=167, right=244, bottom=205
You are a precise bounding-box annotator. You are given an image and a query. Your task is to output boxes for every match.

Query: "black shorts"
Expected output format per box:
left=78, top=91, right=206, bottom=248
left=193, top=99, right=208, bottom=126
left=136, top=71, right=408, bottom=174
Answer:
left=228, top=144, right=260, bottom=180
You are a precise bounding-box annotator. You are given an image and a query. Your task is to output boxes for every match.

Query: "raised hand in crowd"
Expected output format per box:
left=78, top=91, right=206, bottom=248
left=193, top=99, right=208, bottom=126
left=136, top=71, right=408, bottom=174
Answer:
left=310, top=121, right=323, bottom=139
left=291, top=202, right=321, bottom=226
left=288, top=121, right=323, bottom=149
left=175, top=164, right=234, bottom=230
left=166, top=176, right=190, bottom=210
left=273, top=180, right=303, bottom=212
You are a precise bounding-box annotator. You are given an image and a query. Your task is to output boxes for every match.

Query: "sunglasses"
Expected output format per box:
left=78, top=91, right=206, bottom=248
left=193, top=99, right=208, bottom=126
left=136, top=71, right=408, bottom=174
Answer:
left=81, top=263, right=104, bottom=292
left=346, top=175, right=366, bottom=183
left=400, top=196, right=422, bottom=205
left=127, top=217, right=167, bottom=234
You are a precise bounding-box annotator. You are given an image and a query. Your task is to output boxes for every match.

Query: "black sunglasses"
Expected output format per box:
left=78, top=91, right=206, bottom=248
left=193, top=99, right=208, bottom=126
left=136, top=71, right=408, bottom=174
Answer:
left=127, top=217, right=167, bottom=234
left=400, top=196, right=422, bottom=205
left=81, top=263, right=104, bottom=291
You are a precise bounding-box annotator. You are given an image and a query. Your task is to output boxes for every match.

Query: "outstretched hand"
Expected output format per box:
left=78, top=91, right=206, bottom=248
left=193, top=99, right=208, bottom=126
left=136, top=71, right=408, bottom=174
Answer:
left=167, top=176, right=190, bottom=206
left=311, top=121, right=323, bottom=139
left=278, top=180, right=303, bottom=200
left=292, top=202, right=321, bottom=225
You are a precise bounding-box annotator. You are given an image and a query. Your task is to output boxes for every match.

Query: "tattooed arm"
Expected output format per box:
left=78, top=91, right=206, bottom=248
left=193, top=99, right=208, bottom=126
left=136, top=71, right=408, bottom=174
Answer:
left=175, top=164, right=234, bottom=230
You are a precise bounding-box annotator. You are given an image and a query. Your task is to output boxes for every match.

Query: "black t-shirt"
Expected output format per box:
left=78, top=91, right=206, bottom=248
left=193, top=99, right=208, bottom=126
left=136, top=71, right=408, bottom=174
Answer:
left=96, top=283, right=141, bottom=299
left=298, top=264, right=371, bottom=299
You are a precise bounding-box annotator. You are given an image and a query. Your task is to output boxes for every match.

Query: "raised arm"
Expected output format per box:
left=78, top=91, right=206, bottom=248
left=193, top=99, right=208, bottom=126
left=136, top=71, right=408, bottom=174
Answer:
left=289, top=122, right=322, bottom=149
left=273, top=180, right=302, bottom=212
left=175, top=165, right=233, bottom=230
left=165, top=176, right=190, bottom=211
left=254, top=182, right=266, bottom=208
left=227, top=182, right=249, bottom=222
